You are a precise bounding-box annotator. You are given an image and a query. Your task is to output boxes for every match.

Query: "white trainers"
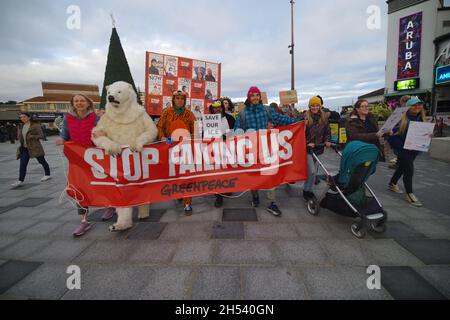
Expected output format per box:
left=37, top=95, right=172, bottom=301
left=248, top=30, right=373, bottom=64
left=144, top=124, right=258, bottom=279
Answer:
left=11, top=181, right=23, bottom=188
left=406, top=193, right=422, bottom=207
left=41, top=175, right=52, bottom=182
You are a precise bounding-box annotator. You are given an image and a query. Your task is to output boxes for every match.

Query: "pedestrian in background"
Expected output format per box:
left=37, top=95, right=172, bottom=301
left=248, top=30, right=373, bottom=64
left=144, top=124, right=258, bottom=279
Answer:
left=11, top=112, right=51, bottom=188
left=387, top=97, right=427, bottom=207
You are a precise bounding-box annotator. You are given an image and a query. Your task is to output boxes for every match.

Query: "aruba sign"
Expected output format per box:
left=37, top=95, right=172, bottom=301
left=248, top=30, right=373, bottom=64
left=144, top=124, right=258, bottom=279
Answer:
left=436, top=65, right=450, bottom=85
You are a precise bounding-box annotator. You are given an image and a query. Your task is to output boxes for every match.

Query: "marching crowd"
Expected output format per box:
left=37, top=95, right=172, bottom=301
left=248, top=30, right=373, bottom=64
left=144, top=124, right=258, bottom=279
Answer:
left=8, top=86, right=430, bottom=236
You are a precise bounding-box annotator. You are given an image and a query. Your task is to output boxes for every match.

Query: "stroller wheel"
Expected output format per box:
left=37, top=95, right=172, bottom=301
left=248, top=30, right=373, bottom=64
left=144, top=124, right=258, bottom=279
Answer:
left=351, top=223, right=366, bottom=238
left=306, top=199, right=320, bottom=215
left=370, top=220, right=387, bottom=233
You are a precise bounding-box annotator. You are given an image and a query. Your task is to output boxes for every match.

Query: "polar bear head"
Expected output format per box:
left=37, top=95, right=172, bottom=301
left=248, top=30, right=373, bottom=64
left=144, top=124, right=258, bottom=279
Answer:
left=106, top=81, right=137, bottom=115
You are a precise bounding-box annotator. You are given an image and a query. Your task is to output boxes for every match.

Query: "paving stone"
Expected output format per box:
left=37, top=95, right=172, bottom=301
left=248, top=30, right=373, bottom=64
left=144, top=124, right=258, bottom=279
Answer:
left=414, top=266, right=450, bottom=298
left=396, top=239, right=450, bottom=265
left=243, top=266, right=308, bottom=300
left=380, top=266, right=446, bottom=300
left=0, top=206, right=45, bottom=219
left=212, top=222, right=244, bottom=239
left=293, top=223, right=334, bottom=239
left=50, top=221, right=127, bottom=241
left=0, top=236, right=19, bottom=251
left=125, top=223, right=167, bottom=240
left=4, top=263, right=71, bottom=299
left=61, top=265, right=150, bottom=300
left=223, top=208, right=258, bottom=222
left=339, top=266, right=392, bottom=300
left=0, top=260, right=43, bottom=294
left=128, top=241, right=177, bottom=263
left=299, top=266, right=365, bottom=300
left=29, top=239, right=93, bottom=262
left=214, top=240, right=276, bottom=265
left=322, top=240, right=368, bottom=266
left=16, top=197, right=52, bottom=207
left=73, top=241, right=138, bottom=264
left=17, top=221, right=65, bottom=237
left=245, top=223, right=299, bottom=240
left=275, top=240, right=330, bottom=265
left=159, top=222, right=213, bottom=240
left=33, top=207, right=73, bottom=220
left=403, top=219, right=450, bottom=239
left=370, top=221, right=427, bottom=240
left=138, top=267, right=193, bottom=299
left=190, top=266, right=241, bottom=300
left=0, top=219, right=39, bottom=235
left=0, top=206, right=17, bottom=214
left=359, top=239, right=424, bottom=267
left=0, top=238, right=52, bottom=261
left=172, top=240, right=215, bottom=264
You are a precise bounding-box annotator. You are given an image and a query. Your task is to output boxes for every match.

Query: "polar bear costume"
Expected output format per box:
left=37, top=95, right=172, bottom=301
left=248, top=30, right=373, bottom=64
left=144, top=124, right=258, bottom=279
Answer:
left=92, top=81, right=158, bottom=231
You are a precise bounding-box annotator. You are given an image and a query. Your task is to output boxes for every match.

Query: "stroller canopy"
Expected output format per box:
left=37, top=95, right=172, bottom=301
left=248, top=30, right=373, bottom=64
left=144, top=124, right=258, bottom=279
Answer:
left=337, top=141, right=380, bottom=187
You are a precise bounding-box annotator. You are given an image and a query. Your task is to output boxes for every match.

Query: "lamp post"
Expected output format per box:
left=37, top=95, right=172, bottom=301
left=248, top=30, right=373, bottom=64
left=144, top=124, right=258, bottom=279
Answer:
left=289, top=0, right=295, bottom=91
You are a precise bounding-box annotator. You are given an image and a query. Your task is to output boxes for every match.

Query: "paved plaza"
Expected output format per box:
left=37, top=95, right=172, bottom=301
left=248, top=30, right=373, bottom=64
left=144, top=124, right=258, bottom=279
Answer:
left=0, top=137, right=449, bottom=300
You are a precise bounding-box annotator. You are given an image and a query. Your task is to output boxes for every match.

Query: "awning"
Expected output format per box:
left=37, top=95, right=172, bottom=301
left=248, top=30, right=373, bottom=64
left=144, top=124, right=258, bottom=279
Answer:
left=384, top=89, right=430, bottom=97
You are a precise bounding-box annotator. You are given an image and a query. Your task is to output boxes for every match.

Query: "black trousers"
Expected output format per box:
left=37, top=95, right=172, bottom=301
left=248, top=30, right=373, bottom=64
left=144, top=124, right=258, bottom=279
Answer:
left=390, top=151, right=417, bottom=194
left=19, top=147, right=50, bottom=182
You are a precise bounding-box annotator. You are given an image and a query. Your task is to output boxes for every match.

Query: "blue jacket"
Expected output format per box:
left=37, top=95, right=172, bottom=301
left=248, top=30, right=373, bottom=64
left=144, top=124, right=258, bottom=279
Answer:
left=234, top=103, right=301, bottom=131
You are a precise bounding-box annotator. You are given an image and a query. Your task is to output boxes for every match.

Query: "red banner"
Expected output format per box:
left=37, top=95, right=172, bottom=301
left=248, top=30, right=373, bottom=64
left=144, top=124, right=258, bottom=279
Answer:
left=64, top=122, right=307, bottom=208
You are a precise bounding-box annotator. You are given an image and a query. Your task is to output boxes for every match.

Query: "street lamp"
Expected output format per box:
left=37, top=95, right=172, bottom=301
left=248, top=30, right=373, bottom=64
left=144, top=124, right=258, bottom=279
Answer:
left=289, top=0, right=295, bottom=91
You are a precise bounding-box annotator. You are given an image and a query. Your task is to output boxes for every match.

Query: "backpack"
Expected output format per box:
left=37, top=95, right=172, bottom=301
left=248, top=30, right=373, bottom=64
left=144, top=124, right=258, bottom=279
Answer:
left=239, top=105, right=273, bottom=130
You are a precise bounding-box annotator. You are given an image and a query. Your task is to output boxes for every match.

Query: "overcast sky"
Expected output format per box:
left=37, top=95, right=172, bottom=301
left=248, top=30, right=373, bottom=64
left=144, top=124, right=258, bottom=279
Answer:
left=0, top=0, right=447, bottom=109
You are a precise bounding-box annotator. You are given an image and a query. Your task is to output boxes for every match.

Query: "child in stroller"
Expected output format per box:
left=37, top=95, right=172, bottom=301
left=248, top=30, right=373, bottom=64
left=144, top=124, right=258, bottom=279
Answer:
left=305, top=140, right=388, bottom=238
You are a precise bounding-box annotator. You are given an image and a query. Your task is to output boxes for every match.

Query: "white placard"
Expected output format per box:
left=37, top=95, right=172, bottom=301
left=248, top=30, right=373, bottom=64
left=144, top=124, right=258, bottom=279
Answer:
left=202, top=114, right=222, bottom=138
left=403, top=121, right=435, bottom=152
left=379, top=106, right=409, bottom=134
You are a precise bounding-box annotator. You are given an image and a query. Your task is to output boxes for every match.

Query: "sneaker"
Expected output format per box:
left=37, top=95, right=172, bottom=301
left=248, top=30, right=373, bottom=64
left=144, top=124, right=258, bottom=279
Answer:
left=251, top=195, right=260, bottom=207
left=303, top=190, right=315, bottom=201
left=41, top=175, right=52, bottom=182
left=73, top=221, right=92, bottom=237
left=101, top=207, right=116, bottom=221
left=214, top=196, right=223, bottom=208
left=388, top=163, right=398, bottom=170
left=406, top=193, right=422, bottom=207
left=11, top=181, right=23, bottom=188
left=184, top=204, right=193, bottom=216
left=389, top=158, right=397, bottom=163
left=267, top=202, right=282, bottom=217
left=388, top=183, right=403, bottom=194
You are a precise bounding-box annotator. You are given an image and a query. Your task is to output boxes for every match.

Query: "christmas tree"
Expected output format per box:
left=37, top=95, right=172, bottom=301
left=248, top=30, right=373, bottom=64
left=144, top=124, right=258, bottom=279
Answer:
left=100, top=24, right=141, bottom=108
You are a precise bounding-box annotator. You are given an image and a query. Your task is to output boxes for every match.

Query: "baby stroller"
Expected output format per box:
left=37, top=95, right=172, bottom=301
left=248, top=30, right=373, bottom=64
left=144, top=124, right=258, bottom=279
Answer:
left=306, top=141, right=387, bottom=238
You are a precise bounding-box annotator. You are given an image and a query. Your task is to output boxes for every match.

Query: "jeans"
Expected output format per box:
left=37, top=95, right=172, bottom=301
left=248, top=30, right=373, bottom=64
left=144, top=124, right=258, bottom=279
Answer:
left=390, top=151, right=417, bottom=194
left=303, top=154, right=318, bottom=192
left=19, top=147, right=50, bottom=182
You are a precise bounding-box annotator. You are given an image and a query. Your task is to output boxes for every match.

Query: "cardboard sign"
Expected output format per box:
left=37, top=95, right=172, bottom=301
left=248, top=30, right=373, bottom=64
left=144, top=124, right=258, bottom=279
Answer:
left=404, top=121, right=435, bottom=152
left=379, top=106, right=409, bottom=134
left=202, top=114, right=222, bottom=139
left=261, top=92, right=268, bottom=104
left=279, top=90, right=298, bottom=105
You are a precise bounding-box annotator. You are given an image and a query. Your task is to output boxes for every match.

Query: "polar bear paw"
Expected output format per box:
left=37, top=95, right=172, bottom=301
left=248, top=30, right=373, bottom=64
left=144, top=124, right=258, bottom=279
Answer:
left=105, top=142, right=122, bottom=156
left=109, top=222, right=133, bottom=232
left=129, top=141, right=144, bottom=153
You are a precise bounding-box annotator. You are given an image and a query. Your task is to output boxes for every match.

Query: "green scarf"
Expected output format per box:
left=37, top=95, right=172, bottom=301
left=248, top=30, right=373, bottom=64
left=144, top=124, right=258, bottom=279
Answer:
left=174, top=106, right=185, bottom=115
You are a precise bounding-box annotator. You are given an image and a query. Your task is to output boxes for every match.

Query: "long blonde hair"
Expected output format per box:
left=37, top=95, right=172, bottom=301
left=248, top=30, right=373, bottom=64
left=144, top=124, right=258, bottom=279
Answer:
left=305, top=109, right=327, bottom=127
left=70, top=94, right=94, bottom=113
left=399, top=107, right=426, bottom=135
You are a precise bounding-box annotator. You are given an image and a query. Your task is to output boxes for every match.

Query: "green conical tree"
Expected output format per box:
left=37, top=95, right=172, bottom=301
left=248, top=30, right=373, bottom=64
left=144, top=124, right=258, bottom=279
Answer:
left=100, top=27, right=141, bottom=108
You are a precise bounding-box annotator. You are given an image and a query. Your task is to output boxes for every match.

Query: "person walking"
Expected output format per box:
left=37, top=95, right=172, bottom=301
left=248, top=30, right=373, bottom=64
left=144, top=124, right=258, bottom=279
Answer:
left=11, top=113, right=51, bottom=188
left=234, top=86, right=301, bottom=216
left=387, top=97, right=427, bottom=207
left=157, top=90, right=197, bottom=215
left=6, top=122, right=16, bottom=144
left=56, top=94, right=115, bottom=236
left=346, top=99, right=384, bottom=159
left=303, top=96, right=331, bottom=200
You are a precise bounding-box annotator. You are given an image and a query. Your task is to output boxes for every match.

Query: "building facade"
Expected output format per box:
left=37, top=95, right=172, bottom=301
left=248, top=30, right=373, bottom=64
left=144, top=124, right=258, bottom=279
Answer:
left=21, top=82, right=101, bottom=123
left=384, top=0, right=450, bottom=114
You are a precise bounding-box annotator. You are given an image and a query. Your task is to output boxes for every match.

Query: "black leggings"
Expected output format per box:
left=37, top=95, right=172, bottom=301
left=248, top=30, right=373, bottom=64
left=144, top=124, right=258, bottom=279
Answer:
left=390, top=152, right=417, bottom=194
